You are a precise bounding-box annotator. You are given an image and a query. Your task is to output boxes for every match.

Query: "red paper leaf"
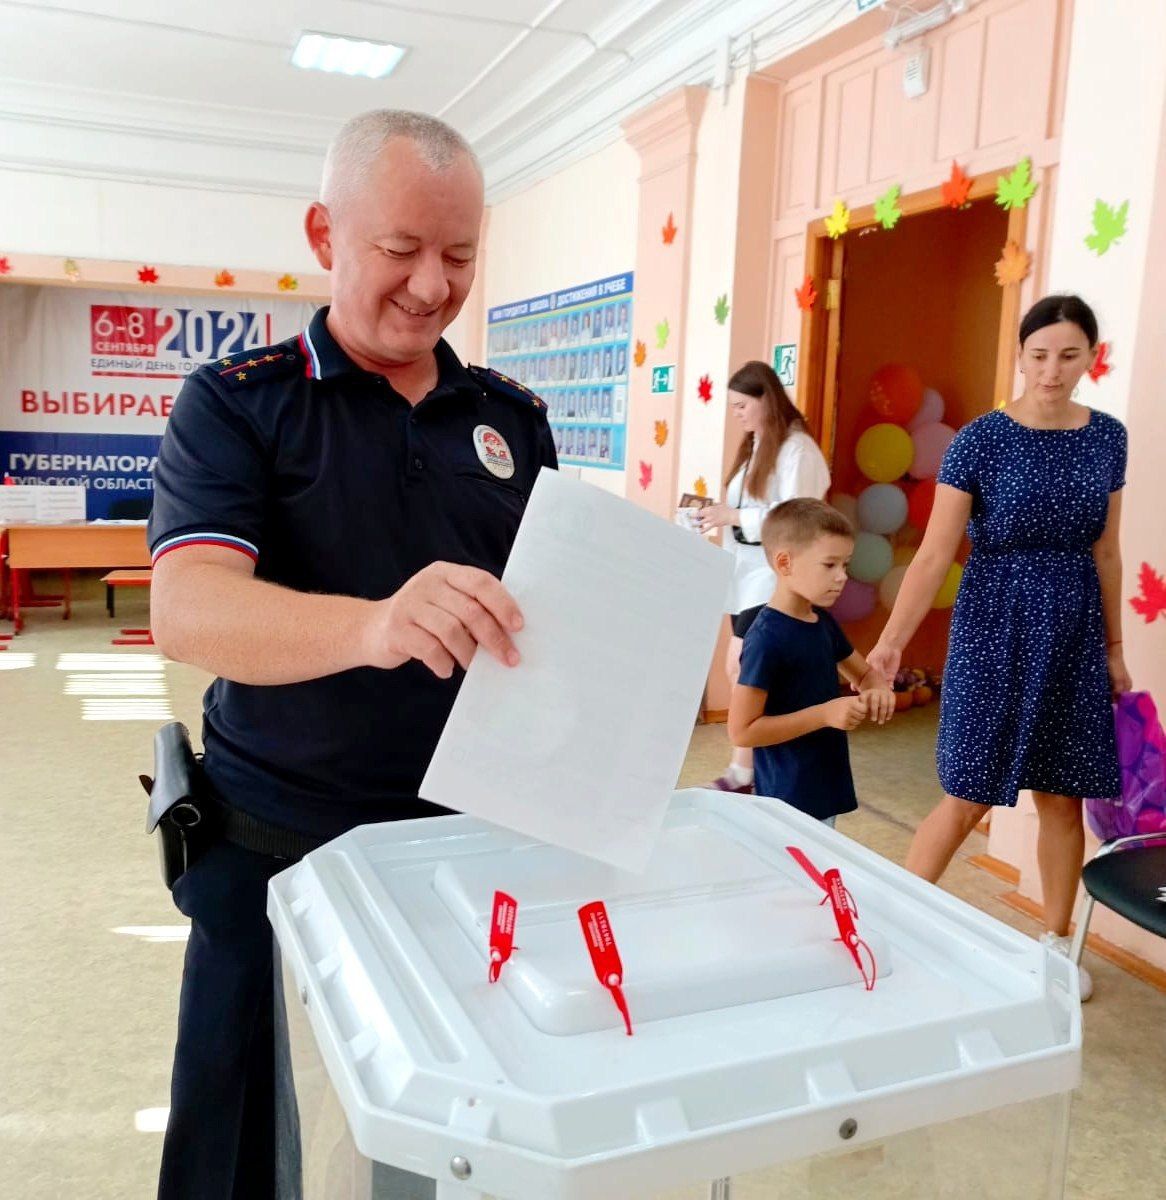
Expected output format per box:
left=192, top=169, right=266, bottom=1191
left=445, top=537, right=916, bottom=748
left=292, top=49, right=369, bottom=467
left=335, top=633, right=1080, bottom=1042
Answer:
left=638, top=460, right=653, bottom=491
left=942, top=161, right=972, bottom=209
left=1130, top=562, right=1166, bottom=623
left=794, top=274, right=817, bottom=311
left=0, top=256, right=11, bottom=275
left=138, top=265, right=159, bottom=284
left=697, top=374, right=713, bottom=402
left=1088, top=341, right=1112, bottom=382
left=661, top=212, right=678, bottom=245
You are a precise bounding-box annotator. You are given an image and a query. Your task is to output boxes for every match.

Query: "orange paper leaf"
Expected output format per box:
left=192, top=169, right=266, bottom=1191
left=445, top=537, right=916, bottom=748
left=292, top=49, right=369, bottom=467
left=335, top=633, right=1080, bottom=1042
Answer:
left=214, top=269, right=236, bottom=288
left=794, top=274, right=818, bottom=311
left=942, top=161, right=972, bottom=209
left=994, top=241, right=1030, bottom=286
left=693, top=476, right=708, bottom=499
left=277, top=273, right=299, bottom=292
left=633, top=340, right=647, bottom=367
left=654, top=420, right=669, bottom=447
left=662, top=212, right=678, bottom=245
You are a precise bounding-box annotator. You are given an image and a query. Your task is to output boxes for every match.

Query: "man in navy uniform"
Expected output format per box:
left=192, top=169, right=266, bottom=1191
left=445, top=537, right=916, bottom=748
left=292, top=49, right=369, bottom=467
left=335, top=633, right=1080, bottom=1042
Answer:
left=149, top=110, right=555, bottom=1200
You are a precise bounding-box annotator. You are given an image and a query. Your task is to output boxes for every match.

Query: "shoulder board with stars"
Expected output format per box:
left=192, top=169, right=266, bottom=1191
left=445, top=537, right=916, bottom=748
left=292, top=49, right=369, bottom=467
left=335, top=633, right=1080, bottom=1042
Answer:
left=212, top=342, right=304, bottom=390
left=468, top=365, right=547, bottom=411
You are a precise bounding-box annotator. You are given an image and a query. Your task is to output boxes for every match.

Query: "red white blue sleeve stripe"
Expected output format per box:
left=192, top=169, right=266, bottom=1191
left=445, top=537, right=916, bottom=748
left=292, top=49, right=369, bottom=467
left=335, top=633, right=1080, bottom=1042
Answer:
left=151, top=532, right=259, bottom=565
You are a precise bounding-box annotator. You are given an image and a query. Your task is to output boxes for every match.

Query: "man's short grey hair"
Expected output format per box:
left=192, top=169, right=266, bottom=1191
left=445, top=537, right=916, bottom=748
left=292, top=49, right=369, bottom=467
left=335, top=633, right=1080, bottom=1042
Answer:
left=320, top=110, right=481, bottom=209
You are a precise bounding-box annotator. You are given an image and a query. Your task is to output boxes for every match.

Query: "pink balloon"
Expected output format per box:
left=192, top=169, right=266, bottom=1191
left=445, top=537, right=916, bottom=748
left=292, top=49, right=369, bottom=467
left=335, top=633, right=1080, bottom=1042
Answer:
left=908, top=387, right=945, bottom=431
left=832, top=579, right=877, bottom=624
left=910, top=422, right=956, bottom=479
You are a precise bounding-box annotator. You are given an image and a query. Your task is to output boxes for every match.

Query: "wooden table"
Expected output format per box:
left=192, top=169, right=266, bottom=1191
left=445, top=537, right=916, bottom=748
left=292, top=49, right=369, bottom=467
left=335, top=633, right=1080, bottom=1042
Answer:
left=1, top=523, right=150, bottom=632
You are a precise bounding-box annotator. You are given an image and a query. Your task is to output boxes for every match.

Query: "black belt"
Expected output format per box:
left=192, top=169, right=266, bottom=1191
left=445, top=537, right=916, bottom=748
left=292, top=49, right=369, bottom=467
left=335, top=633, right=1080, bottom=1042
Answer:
left=220, top=805, right=326, bottom=862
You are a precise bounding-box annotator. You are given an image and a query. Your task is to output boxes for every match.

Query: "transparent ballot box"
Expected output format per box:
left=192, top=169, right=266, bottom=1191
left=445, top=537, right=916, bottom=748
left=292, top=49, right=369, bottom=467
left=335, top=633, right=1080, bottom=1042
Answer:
left=269, top=790, right=1079, bottom=1199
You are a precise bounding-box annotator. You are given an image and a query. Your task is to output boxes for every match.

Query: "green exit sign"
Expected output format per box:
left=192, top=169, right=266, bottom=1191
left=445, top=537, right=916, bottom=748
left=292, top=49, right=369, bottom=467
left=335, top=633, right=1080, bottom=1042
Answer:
left=650, top=365, right=676, bottom=394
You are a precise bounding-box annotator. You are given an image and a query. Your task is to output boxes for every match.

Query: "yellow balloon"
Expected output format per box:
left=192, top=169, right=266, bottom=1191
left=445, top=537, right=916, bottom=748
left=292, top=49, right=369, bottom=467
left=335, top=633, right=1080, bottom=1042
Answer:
left=855, top=423, right=914, bottom=483
left=932, top=562, right=963, bottom=609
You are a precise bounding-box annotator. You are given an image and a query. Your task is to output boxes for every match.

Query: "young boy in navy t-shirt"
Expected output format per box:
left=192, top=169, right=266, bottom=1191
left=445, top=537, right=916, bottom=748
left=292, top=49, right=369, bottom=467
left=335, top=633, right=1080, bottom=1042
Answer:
left=727, top=499, right=895, bottom=825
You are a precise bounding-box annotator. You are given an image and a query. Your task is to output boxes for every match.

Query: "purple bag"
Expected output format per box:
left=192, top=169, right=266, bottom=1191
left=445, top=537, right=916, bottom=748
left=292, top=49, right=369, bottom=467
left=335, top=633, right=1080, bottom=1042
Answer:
left=1085, top=691, right=1166, bottom=841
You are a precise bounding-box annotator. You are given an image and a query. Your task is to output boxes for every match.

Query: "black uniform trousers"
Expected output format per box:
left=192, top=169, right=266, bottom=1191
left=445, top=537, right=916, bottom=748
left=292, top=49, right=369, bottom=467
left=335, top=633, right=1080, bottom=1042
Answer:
left=158, top=838, right=437, bottom=1200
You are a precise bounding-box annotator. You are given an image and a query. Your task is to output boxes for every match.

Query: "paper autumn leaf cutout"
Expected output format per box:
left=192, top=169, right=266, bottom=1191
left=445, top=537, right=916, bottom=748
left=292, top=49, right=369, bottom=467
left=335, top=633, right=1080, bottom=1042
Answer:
left=138, top=265, right=159, bottom=284
left=1084, top=199, right=1129, bottom=255
left=995, top=158, right=1038, bottom=211
left=697, top=374, right=713, bottom=402
left=794, top=274, right=818, bottom=311
left=1130, top=562, right=1166, bottom=623
left=633, top=339, right=647, bottom=367
left=874, top=184, right=903, bottom=230
left=277, top=273, right=299, bottom=292
left=825, top=199, right=850, bottom=239
left=654, top=420, right=669, bottom=447
left=994, top=241, right=1031, bottom=286
left=655, top=317, right=670, bottom=349
left=0, top=256, right=10, bottom=275
left=942, top=161, right=972, bottom=209
left=1088, top=341, right=1113, bottom=382
left=714, top=294, right=730, bottom=325
left=638, top=460, right=653, bottom=491
left=693, top=476, right=708, bottom=498
left=214, top=269, right=236, bottom=288
left=662, top=212, right=678, bottom=245
left=63, top=258, right=81, bottom=281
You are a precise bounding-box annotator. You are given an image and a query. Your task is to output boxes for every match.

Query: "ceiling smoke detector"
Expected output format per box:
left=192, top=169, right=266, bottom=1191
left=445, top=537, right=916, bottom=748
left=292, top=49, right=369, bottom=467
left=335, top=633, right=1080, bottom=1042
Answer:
left=884, top=0, right=968, bottom=50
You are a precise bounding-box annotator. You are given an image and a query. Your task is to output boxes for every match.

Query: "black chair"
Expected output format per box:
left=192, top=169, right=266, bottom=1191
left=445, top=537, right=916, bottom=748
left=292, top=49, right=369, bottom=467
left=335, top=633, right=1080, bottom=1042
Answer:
left=1070, top=831, right=1166, bottom=964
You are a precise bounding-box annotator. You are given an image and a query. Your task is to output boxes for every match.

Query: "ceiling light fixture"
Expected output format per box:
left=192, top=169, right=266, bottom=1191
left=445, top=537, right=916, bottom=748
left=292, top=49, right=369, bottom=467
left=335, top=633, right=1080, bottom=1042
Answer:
left=291, top=32, right=407, bottom=79
left=884, top=0, right=967, bottom=50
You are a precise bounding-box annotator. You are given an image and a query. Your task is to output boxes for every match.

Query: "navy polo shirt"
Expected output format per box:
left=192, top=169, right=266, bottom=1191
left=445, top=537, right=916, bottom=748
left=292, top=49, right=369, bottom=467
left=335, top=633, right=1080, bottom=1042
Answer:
left=149, top=306, right=557, bottom=840
left=736, top=605, right=858, bottom=821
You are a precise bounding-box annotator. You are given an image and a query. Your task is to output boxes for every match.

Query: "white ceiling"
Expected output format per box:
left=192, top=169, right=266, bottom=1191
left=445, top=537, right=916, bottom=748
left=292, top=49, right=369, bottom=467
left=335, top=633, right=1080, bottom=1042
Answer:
left=0, top=0, right=869, bottom=203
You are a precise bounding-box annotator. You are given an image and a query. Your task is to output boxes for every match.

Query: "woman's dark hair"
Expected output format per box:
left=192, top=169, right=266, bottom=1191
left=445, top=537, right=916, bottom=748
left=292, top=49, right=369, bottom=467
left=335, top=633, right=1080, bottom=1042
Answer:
left=723, top=361, right=806, bottom=498
left=1018, top=294, right=1098, bottom=348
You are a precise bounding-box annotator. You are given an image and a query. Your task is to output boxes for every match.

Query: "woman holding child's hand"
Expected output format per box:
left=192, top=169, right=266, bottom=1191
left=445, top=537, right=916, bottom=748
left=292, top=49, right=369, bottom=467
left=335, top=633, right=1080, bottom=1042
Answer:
left=868, top=295, right=1129, bottom=1001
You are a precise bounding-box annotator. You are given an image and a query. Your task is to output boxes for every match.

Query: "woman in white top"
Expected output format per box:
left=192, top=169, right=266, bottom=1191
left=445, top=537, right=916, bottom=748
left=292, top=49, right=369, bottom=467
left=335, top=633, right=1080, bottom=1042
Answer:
left=698, top=361, right=832, bottom=792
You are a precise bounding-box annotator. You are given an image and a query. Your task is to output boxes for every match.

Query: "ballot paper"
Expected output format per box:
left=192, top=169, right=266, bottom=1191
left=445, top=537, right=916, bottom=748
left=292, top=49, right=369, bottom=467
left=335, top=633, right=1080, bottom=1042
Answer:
left=420, top=468, right=733, bottom=872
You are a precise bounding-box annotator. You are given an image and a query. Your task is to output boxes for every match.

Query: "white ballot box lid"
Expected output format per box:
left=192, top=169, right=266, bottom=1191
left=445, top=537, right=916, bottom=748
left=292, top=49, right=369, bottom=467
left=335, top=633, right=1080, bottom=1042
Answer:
left=268, top=789, right=1081, bottom=1200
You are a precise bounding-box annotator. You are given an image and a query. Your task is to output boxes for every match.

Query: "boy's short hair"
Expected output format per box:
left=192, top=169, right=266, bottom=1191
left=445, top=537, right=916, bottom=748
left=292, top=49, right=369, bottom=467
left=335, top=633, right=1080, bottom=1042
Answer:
left=761, top=498, right=855, bottom=559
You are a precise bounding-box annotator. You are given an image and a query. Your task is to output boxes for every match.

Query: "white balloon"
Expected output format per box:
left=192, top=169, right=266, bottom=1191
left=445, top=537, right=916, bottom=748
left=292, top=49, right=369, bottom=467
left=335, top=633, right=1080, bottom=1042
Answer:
left=909, top=387, right=945, bottom=431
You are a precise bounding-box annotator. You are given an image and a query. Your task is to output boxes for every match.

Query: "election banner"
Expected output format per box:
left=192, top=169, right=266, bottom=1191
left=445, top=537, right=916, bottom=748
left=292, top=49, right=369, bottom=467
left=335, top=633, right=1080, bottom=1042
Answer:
left=0, top=285, right=316, bottom=517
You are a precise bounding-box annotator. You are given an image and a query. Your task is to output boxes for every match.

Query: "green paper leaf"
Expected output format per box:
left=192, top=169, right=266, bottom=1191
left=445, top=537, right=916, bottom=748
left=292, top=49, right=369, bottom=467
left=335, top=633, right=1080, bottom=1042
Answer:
left=1084, top=198, right=1129, bottom=255
left=995, top=158, right=1038, bottom=211
left=874, top=184, right=902, bottom=230
left=714, top=294, right=730, bottom=325
left=655, top=317, right=670, bottom=349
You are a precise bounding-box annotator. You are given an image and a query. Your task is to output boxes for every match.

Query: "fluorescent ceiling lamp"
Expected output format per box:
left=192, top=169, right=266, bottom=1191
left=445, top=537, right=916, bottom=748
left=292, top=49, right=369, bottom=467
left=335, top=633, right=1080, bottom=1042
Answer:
left=292, top=32, right=407, bottom=79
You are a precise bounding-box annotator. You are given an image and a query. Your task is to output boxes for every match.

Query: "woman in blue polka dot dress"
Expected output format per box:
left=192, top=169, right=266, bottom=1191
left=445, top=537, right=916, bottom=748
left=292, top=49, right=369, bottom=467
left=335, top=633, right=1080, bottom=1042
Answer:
left=869, top=296, right=1130, bottom=1001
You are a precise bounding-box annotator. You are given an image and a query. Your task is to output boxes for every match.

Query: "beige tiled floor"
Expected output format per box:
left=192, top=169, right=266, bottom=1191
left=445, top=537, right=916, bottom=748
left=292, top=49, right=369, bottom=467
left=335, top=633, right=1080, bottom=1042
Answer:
left=1, top=577, right=1163, bottom=1198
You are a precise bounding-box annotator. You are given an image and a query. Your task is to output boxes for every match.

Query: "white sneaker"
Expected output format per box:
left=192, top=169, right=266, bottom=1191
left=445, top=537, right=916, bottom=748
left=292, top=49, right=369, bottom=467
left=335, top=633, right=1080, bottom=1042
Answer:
left=1040, top=932, right=1093, bottom=1002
